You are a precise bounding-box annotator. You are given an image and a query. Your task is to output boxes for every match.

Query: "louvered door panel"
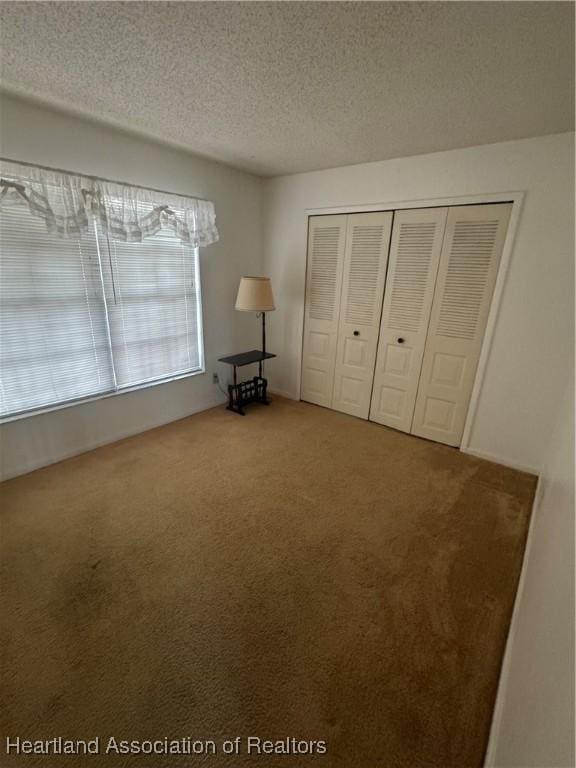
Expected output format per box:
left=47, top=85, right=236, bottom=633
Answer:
left=369, top=207, right=448, bottom=432
left=412, top=203, right=512, bottom=446
left=301, top=215, right=347, bottom=407
left=332, top=211, right=393, bottom=419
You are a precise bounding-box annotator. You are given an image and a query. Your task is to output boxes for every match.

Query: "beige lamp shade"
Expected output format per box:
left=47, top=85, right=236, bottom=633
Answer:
left=235, top=276, right=275, bottom=312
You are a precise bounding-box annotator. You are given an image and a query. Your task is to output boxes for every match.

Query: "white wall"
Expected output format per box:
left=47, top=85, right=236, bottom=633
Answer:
left=486, top=373, right=575, bottom=767
left=0, top=93, right=264, bottom=479
left=262, top=132, right=575, bottom=473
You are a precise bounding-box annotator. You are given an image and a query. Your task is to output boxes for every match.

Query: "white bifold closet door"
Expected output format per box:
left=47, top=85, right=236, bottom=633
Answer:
left=300, top=211, right=392, bottom=416
left=331, top=211, right=393, bottom=418
left=369, top=207, right=448, bottom=431
left=411, top=203, right=512, bottom=446
left=302, top=202, right=511, bottom=447
left=300, top=215, right=347, bottom=408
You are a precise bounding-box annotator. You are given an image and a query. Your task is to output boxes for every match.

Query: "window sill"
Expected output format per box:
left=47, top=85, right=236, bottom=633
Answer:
left=0, top=367, right=206, bottom=424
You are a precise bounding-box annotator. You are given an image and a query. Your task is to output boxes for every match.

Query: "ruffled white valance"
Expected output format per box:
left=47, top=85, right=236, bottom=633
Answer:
left=0, top=159, right=219, bottom=247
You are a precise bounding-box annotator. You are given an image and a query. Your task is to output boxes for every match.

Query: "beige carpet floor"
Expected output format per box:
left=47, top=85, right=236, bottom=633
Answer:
left=0, top=397, right=536, bottom=768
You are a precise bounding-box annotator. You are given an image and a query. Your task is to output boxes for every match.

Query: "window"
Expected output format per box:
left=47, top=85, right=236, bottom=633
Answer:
left=0, top=190, right=204, bottom=420
left=97, top=212, right=204, bottom=389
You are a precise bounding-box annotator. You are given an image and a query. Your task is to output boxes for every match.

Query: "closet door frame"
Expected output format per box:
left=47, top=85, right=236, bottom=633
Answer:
left=299, top=191, right=524, bottom=454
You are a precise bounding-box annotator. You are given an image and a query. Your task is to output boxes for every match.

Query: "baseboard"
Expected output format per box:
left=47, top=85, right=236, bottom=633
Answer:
left=268, top=388, right=300, bottom=401
left=460, top=446, right=541, bottom=476
left=0, top=394, right=227, bottom=481
left=483, top=473, right=545, bottom=766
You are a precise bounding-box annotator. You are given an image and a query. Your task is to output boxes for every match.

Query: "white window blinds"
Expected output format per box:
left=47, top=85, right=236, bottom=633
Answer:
left=0, top=188, right=204, bottom=420
left=99, top=223, right=203, bottom=389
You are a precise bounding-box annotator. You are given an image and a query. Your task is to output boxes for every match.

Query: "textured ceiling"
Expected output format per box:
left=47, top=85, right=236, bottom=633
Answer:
left=0, top=1, right=574, bottom=177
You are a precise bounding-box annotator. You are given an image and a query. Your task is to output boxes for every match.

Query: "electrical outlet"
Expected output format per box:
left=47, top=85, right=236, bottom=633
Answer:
left=212, top=372, right=219, bottom=384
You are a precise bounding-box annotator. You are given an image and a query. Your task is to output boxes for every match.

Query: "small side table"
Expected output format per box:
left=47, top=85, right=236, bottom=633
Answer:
left=218, top=349, right=276, bottom=415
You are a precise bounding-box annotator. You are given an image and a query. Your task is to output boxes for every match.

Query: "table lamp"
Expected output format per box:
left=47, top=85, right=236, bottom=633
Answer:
left=235, top=276, right=275, bottom=355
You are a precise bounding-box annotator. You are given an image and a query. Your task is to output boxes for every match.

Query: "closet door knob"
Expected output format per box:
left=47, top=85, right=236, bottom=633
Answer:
left=353, top=331, right=360, bottom=337
left=397, top=337, right=405, bottom=344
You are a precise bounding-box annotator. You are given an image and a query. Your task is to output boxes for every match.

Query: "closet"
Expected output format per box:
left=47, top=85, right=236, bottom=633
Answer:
left=301, top=202, right=512, bottom=447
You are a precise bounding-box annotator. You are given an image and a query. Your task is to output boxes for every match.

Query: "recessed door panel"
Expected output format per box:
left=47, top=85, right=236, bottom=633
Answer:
left=430, top=352, right=466, bottom=388
left=338, top=376, right=366, bottom=407
left=369, top=207, right=448, bottom=432
left=308, top=331, right=330, bottom=359
left=421, top=397, right=456, bottom=431
left=412, top=203, right=512, bottom=446
left=343, top=336, right=368, bottom=367
left=301, top=367, right=330, bottom=399
left=332, top=211, right=393, bottom=419
left=383, top=343, right=413, bottom=378
left=378, top=385, right=407, bottom=419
